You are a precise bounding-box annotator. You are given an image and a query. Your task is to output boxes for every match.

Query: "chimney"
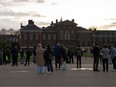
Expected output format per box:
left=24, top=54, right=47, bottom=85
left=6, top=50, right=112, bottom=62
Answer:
left=20, top=23, right=24, bottom=28
left=51, top=21, right=53, bottom=26
left=60, top=17, right=62, bottom=22
left=72, top=19, right=74, bottom=23
left=56, top=19, right=58, bottom=23
left=28, top=20, right=34, bottom=24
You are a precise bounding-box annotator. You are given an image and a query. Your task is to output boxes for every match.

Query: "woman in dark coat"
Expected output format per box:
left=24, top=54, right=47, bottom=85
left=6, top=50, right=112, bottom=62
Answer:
left=44, top=45, right=53, bottom=73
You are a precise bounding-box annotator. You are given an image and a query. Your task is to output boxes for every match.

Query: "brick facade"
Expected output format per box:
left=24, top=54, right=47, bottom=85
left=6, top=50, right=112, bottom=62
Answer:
left=20, top=19, right=116, bottom=49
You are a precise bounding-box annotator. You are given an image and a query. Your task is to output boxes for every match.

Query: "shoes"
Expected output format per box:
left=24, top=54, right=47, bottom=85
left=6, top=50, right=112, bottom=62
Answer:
left=93, top=69, right=100, bottom=71
left=47, top=71, right=51, bottom=74
left=47, top=71, right=53, bottom=74
left=111, top=69, right=116, bottom=72
left=96, top=69, right=100, bottom=71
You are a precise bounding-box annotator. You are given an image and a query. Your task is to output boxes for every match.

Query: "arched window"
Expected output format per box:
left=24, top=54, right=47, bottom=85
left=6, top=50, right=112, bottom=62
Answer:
left=48, top=34, right=51, bottom=40
left=65, top=31, right=70, bottom=40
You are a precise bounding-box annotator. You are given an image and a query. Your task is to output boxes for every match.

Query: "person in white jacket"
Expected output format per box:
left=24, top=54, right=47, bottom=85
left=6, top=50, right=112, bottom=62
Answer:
left=101, top=44, right=110, bottom=72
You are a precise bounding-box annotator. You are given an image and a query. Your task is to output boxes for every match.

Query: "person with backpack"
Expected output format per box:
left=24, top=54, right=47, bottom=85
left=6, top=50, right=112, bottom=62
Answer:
left=75, top=45, right=83, bottom=68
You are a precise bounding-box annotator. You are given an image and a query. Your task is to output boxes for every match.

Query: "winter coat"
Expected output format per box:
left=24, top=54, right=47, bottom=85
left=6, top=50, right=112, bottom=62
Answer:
left=61, top=47, right=67, bottom=61
left=36, top=46, right=45, bottom=66
left=92, top=46, right=100, bottom=56
left=54, top=44, right=62, bottom=57
left=101, top=48, right=110, bottom=59
left=110, top=47, right=116, bottom=59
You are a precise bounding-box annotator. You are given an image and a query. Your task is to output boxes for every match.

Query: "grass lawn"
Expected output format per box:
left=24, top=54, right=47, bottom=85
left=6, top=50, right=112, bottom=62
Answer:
left=83, top=53, right=93, bottom=58
left=14, top=52, right=93, bottom=62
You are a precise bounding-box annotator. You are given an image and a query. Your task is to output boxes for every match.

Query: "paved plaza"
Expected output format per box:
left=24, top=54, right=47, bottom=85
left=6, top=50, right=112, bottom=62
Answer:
left=0, top=57, right=116, bottom=87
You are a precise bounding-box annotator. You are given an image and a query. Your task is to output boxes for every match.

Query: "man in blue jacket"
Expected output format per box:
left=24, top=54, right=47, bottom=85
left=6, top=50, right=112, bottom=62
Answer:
left=54, top=43, right=62, bottom=70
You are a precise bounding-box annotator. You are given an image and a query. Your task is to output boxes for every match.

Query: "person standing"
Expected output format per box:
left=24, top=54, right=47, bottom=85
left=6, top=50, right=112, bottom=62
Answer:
left=92, top=43, right=100, bottom=71
left=3, top=49, right=7, bottom=65
left=67, top=49, right=74, bottom=63
left=44, top=45, right=53, bottom=73
left=11, top=45, right=19, bottom=66
left=110, top=44, right=116, bottom=70
left=75, top=45, right=83, bottom=68
left=61, top=44, right=68, bottom=70
left=33, top=46, right=36, bottom=63
left=54, top=43, right=62, bottom=70
left=6, top=49, right=11, bottom=63
left=24, top=47, right=31, bottom=66
left=0, top=49, right=3, bottom=65
left=36, top=43, right=45, bottom=74
left=20, top=48, right=24, bottom=64
left=101, top=44, right=110, bottom=72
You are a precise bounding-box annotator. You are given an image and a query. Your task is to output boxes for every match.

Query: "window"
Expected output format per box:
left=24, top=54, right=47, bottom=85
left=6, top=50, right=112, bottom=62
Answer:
left=72, top=31, right=73, bottom=34
left=43, top=34, right=46, bottom=40
left=30, top=33, right=33, bottom=40
left=61, top=31, right=63, bottom=33
left=24, top=33, right=27, bottom=40
left=35, top=33, right=38, bottom=40
left=65, top=31, right=70, bottom=40
left=48, top=34, right=51, bottom=40
left=53, top=34, right=56, bottom=40
left=60, top=33, right=63, bottom=40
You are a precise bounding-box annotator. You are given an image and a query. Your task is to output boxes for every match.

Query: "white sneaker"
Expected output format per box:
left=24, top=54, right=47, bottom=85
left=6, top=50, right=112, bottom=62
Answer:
left=47, top=71, right=51, bottom=74
left=111, top=69, right=116, bottom=72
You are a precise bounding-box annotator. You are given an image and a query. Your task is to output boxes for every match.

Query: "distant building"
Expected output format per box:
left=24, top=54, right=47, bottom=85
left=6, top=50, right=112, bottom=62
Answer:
left=0, top=35, right=19, bottom=43
left=20, top=20, right=42, bottom=48
left=19, top=19, right=116, bottom=49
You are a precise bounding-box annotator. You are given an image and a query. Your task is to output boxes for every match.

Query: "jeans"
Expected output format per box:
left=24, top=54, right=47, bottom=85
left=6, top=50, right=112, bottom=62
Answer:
left=46, top=59, right=53, bottom=72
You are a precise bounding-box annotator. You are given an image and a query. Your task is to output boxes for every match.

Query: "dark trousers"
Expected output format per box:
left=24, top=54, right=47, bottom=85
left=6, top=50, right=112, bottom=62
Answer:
left=12, top=56, right=18, bottom=66
left=77, top=56, right=81, bottom=68
left=102, top=59, right=108, bottom=71
left=24, top=56, right=30, bottom=66
left=46, top=59, right=53, bottom=72
left=3, top=57, right=7, bottom=64
left=112, top=57, right=116, bottom=70
left=33, top=55, right=36, bottom=63
left=93, top=56, right=99, bottom=70
left=55, top=56, right=61, bottom=69
left=69, top=56, right=74, bottom=64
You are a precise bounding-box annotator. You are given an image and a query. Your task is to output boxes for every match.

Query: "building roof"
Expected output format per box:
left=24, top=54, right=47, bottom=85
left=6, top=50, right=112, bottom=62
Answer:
left=42, top=26, right=57, bottom=32
left=20, top=20, right=42, bottom=32
left=21, top=24, right=41, bottom=31
left=76, top=26, right=87, bottom=31
left=55, top=20, right=77, bottom=26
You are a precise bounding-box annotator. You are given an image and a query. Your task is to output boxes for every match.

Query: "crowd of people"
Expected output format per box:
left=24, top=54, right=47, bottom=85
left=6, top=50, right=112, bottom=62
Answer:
left=92, top=43, right=116, bottom=72
left=0, top=43, right=116, bottom=74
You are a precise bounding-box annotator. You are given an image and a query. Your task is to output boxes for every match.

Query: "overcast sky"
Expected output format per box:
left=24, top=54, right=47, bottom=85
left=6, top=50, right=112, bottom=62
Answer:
left=0, top=0, right=116, bottom=30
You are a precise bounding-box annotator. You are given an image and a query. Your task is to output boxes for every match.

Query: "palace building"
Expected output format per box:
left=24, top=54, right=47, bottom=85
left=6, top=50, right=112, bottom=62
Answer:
left=20, top=19, right=116, bottom=49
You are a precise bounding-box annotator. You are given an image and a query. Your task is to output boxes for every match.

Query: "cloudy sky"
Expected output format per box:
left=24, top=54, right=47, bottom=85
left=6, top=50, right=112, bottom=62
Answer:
left=0, top=0, right=116, bottom=30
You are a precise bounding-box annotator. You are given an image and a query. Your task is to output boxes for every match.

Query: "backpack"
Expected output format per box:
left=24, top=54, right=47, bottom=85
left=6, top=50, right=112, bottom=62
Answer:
left=76, top=49, right=82, bottom=56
